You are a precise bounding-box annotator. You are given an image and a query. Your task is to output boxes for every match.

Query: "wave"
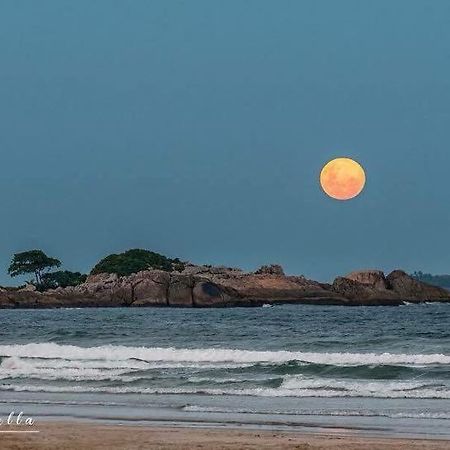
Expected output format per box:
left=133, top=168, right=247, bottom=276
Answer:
left=1, top=343, right=449, bottom=366
left=3, top=356, right=445, bottom=382
left=1, top=343, right=449, bottom=400
left=279, top=374, right=447, bottom=395
left=1, top=383, right=449, bottom=399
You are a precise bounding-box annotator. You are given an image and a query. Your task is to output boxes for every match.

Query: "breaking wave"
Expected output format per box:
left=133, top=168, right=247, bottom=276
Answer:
left=1, top=343, right=449, bottom=400
left=1, top=343, right=449, bottom=365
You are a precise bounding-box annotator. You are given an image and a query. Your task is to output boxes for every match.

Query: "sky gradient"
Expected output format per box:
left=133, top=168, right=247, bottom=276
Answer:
left=1, top=0, right=450, bottom=284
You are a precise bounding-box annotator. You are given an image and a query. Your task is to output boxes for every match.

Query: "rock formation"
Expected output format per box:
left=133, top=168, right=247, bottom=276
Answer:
left=0, top=265, right=449, bottom=309
left=254, top=264, right=285, bottom=276
left=344, top=270, right=389, bottom=290
left=387, top=270, right=450, bottom=301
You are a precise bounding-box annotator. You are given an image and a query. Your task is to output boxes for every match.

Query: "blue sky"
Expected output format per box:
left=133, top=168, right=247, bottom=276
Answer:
left=1, top=0, right=450, bottom=284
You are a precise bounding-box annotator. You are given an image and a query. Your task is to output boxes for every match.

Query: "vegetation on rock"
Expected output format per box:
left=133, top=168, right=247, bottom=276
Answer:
left=41, top=271, right=88, bottom=289
left=90, top=249, right=185, bottom=276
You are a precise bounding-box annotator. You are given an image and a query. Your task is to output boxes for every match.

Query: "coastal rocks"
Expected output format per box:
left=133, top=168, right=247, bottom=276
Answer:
left=254, top=264, right=285, bottom=276
left=331, top=277, right=402, bottom=306
left=1, top=264, right=450, bottom=309
left=193, top=281, right=235, bottom=306
left=74, top=270, right=170, bottom=307
left=331, top=269, right=450, bottom=304
left=74, top=273, right=131, bottom=306
left=387, top=270, right=450, bottom=302
left=0, top=289, right=62, bottom=309
left=19, top=283, right=37, bottom=292
left=344, top=270, right=389, bottom=290
left=206, top=272, right=346, bottom=305
left=168, top=274, right=194, bottom=306
left=85, top=273, right=119, bottom=284
left=131, top=271, right=169, bottom=306
left=181, top=264, right=244, bottom=278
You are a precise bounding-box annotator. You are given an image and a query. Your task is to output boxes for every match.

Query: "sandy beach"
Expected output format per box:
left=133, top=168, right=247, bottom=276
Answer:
left=0, top=423, right=449, bottom=450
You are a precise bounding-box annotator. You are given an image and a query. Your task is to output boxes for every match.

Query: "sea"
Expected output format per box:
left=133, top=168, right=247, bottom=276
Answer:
left=0, top=303, right=449, bottom=438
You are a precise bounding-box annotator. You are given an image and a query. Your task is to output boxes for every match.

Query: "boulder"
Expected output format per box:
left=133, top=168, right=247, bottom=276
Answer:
left=344, top=270, right=389, bottom=290
left=168, top=274, right=194, bottom=306
left=332, top=276, right=402, bottom=305
left=211, top=272, right=346, bottom=305
left=131, top=270, right=169, bottom=306
left=192, top=281, right=224, bottom=306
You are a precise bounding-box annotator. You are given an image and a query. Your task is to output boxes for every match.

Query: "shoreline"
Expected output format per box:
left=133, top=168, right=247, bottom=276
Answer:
left=1, top=421, right=449, bottom=450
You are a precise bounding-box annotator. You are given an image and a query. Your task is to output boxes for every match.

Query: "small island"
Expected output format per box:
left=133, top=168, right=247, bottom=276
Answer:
left=1, top=248, right=449, bottom=308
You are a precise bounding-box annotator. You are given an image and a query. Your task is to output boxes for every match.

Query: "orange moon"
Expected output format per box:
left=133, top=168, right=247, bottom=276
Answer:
left=320, top=158, right=366, bottom=200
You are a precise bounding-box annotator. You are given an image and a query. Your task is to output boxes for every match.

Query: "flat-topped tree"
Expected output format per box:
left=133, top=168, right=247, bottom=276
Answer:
left=8, top=250, right=61, bottom=285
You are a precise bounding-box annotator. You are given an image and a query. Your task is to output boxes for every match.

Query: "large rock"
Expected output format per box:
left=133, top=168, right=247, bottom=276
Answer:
left=207, top=272, right=346, bottom=305
left=344, top=270, right=389, bottom=290
left=167, top=274, right=194, bottom=306
left=131, top=270, right=169, bottom=306
left=192, top=281, right=238, bottom=307
left=387, top=270, right=450, bottom=302
left=332, top=269, right=450, bottom=304
left=332, top=276, right=402, bottom=305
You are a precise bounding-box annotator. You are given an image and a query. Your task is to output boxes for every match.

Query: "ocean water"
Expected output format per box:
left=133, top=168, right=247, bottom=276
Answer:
left=0, top=304, right=449, bottom=437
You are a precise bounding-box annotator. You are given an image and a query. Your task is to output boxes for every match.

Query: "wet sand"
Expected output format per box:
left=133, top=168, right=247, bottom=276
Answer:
left=1, top=422, right=449, bottom=450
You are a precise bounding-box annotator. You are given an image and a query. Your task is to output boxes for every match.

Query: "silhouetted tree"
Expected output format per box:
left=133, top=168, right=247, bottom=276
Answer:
left=8, top=250, right=61, bottom=285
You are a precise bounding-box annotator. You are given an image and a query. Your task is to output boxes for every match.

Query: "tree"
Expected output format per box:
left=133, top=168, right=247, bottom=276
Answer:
left=41, top=270, right=87, bottom=289
left=90, top=249, right=185, bottom=277
left=8, top=250, right=61, bottom=285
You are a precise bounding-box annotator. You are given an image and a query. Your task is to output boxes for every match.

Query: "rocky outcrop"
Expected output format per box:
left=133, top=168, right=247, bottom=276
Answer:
left=344, top=270, right=389, bottom=290
left=331, top=276, right=402, bottom=305
left=130, top=271, right=170, bottom=306
left=331, top=269, right=450, bottom=305
left=1, top=265, right=449, bottom=309
left=254, top=264, right=285, bottom=276
left=387, top=270, right=450, bottom=301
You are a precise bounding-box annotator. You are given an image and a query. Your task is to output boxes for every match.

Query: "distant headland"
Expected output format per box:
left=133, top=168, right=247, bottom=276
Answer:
left=1, top=249, right=449, bottom=308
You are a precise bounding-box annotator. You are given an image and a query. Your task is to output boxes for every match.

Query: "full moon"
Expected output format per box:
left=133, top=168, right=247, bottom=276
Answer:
left=320, top=157, right=366, bottom=200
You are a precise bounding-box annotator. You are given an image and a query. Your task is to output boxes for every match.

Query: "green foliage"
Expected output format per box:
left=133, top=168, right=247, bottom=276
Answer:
left=412, top=271, right=450, bottom=288
left=8, top=250, right=61, bottom=285
left=41, top=271, right=87, bottom=289
left=91, top=249, right=185, bottom=276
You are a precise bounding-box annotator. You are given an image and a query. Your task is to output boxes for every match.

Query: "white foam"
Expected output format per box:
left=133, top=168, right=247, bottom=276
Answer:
left=182, top=405, right=450, bottom=419
left=279, top=374, right=450, bottom=399
left=1, top=343, right=449, bottom=366
left=280, top=375, right=428, bottom=392
left=1, top=383, right=449, bottom=399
